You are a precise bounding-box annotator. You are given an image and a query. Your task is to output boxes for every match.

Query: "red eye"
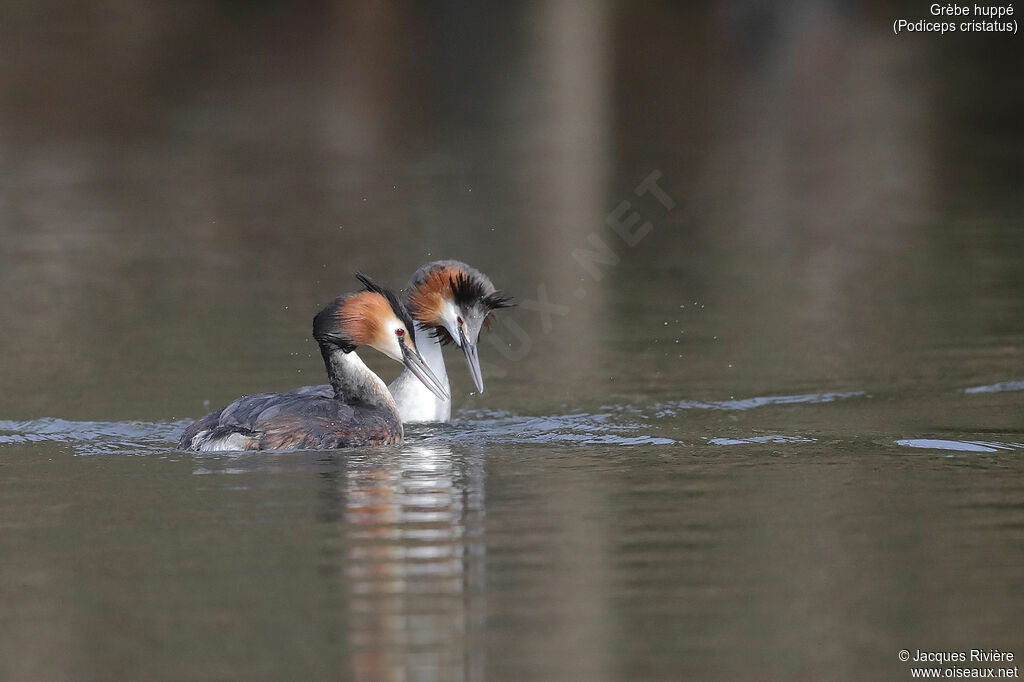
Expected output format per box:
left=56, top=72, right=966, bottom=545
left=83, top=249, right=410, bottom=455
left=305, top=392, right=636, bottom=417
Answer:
left=395, top=328, right=405, bottom=337
left=457, top=316, right=463, bottom=325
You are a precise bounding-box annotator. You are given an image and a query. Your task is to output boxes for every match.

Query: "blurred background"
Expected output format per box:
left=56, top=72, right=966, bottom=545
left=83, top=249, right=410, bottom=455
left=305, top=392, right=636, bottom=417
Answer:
left=2, top=0, right=1020, bottom=423
left=1, top=2, right=1023, bottom=681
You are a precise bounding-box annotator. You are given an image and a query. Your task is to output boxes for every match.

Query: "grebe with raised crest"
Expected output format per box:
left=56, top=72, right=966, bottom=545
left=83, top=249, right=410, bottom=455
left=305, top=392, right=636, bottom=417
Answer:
left=178, top=273, right=448, bottom=451
left=388, top=260, right=513, bottom=423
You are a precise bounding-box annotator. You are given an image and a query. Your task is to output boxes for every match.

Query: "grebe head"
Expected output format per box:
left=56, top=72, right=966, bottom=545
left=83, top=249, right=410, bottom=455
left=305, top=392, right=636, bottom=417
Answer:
left=313, top=273, right=449, bottom=401
left=405, top=260, right=514, bottom=393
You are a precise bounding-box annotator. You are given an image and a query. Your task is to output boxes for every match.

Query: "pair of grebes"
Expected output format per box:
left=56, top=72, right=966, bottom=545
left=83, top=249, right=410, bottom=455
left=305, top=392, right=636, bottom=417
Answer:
left=179, top=261, right=512, bottom=451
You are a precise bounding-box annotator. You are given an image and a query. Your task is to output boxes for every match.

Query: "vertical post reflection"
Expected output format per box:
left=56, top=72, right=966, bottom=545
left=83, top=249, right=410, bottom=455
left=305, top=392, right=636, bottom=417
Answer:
left=322, top=446, right=485, bottom=682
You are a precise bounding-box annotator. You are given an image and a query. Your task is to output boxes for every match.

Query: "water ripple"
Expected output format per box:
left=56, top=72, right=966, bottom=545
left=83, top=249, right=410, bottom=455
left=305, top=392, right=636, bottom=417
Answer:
left=659, top=390, right=867, bottom=413
left=438, top=411, right=676, bottom=446
left=0, top=388, right=876, bottom=454
left=604, top=390, right=868, bottom=419
left=0, top=418, right=183, bottom=455
left=963, top=380, right=1024, bottom=394
left=896, top=439, right=1024, bottom=453
left=707, top=434, right=817, bottom=446
left=0, top=412, right=676, bottom=453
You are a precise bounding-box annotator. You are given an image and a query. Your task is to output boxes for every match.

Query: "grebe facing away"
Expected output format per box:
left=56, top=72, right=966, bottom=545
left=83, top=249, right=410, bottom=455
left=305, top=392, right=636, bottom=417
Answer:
left=178, top=274, right=448, bottom=452
left=388, top=260, right=514, bottom=423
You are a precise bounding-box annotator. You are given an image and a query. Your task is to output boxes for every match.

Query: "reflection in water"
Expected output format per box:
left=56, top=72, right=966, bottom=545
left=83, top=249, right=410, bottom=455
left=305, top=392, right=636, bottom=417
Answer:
left=321, top=445, right=485, bottom=682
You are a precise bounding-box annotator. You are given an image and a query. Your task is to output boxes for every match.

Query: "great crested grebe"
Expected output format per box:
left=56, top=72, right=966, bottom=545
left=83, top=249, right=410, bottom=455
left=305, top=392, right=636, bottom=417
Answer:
left=178, top=274, right=448, bottom=452
left=388, top=260, right=513, bottom=423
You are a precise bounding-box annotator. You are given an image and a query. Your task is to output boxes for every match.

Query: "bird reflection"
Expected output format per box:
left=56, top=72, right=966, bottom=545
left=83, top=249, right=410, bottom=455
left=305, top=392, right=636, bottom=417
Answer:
left=319, top=444, right=486, bottom=682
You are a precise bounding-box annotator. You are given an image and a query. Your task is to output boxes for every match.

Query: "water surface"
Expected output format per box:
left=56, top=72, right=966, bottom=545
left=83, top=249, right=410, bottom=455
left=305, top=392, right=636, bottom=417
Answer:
left=1, top=3, right=1022, bottom=680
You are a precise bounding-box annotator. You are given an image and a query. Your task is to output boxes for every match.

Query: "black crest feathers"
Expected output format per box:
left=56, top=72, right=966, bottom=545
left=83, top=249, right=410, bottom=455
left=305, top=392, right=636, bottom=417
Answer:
left=313, top=298, right=355, bottom=352
left=449, top=270, right=515, bottom=312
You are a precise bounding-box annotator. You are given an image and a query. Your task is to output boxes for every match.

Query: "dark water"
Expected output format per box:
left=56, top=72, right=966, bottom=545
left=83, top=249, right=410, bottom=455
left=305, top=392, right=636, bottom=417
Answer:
left=2, top=3, right=1023, bottom=680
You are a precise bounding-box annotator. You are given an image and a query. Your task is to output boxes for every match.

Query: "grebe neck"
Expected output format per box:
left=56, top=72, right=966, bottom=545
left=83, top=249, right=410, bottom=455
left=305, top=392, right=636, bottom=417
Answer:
left=416, top=324, right=447, bottom=381
left=388, top=324, right=451, bottom=423
left=321, top=346, right=398, bottom=414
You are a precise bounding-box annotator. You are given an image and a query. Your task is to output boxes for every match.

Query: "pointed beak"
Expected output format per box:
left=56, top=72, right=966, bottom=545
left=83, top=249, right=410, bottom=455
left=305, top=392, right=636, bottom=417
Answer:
left=459, top=327, right=484, bottom=393
left=400, top=341, right=449, bottom=402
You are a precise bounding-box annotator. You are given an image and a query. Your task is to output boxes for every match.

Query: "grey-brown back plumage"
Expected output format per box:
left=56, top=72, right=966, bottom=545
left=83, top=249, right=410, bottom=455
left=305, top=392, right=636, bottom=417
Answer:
left=178, top=386, right=401, bottom=451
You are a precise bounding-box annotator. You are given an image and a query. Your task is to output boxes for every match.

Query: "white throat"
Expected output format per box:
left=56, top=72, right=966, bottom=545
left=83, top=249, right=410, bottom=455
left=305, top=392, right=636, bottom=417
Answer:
left=388, top=324, right=451, bottom=423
